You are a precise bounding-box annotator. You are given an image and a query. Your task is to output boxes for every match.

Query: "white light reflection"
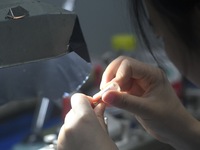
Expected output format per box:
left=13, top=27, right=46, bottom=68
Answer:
left=63, top=0, right=76, bottom=11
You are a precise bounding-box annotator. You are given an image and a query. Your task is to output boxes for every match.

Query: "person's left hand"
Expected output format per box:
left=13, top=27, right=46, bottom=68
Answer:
left=57, top=93, right=118, bottom=150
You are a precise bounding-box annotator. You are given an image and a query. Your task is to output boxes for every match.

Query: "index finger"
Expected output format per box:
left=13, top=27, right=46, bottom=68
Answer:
left=100, top=56, right=162, bottom=92
left=71, top=93, right=93, bottom=115
left=101, top=56, right=140, bottom=91
left=100, top=56, right=125, bottom=89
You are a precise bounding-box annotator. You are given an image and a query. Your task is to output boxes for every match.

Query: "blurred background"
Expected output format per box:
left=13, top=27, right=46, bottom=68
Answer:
left=0, top=0, right=200, bottom=150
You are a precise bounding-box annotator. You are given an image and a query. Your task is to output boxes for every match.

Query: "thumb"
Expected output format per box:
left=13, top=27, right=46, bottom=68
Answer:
left=71, top=93, right=93, bottom=115
left=102, top=91, right=147, bottom=115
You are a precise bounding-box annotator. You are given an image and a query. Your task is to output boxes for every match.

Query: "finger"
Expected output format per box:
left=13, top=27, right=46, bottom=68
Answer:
left=100, top=56, right=125, bottom=89
left=94, top=103, right=108, bottom=133
left=71, top=93, right=93, bottom=115
left=101, top=56, right=161, bottom=91
left=64, top=109, right=74, bottom=124
left=115, top=58, right=155, bottom=83
left=94, top=102, right=106, bottom=116
left=113, top=59, right=147, bottom=95
left=113, top=58, right=135, bottom=91
left=71, top=94, right=108, bottom=133
left=57, top=124, right=67, bottom=150
left=102, top=90, right=148, bottom=115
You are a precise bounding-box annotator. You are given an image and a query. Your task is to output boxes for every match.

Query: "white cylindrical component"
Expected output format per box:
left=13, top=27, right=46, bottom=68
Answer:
left=99, top=82, right=120, bottom=96
left=93, top=82, right=120, bottom=107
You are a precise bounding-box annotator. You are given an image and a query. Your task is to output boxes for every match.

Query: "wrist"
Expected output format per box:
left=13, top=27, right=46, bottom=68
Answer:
left=167, top=108, right=200, bottom=150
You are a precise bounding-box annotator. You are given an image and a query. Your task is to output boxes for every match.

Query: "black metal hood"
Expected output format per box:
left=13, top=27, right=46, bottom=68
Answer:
left=0, top=0, right=91, bottom=105
left=0, top=0, right=90, bottom=67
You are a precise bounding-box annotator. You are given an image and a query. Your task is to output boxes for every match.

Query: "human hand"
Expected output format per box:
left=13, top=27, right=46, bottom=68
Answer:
left=57, top=93, right=118, bottom=150
left=100, top=56, right=200, bottom=149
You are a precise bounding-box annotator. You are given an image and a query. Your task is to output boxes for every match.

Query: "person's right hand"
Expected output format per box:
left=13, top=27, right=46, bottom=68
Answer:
left=57, top=93, right=118, bottom=150
left=100, top=56, right=200, bottom=150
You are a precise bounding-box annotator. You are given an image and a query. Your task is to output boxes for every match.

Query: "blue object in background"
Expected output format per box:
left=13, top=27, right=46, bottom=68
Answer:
left=0, top=111, right=61, bottom=150
left=0, top=113, right=33, bottom=150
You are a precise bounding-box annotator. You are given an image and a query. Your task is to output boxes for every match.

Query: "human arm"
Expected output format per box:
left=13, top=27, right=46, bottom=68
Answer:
left=57, top=93, right=118, bottom=150
left=100, top=56, right=200, bottom=150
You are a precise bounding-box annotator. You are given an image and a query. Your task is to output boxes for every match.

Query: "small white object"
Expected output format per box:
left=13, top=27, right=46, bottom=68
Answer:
left=99, top=82, right=120, bottom=96
left=63, top=0, right=76, bottom=11
left=43, top=134, right=57, bottom=144
left=93, top=82, right=120, bottom=106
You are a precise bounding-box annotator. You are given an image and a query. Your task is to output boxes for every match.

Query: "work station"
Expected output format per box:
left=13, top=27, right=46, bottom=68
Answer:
left=0, top=0, right=199, bottom=150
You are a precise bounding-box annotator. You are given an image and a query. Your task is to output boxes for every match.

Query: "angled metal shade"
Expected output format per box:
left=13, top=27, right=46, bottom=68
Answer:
left=0, top=0, right=92, bottom=105
left=0, top=0, right=88, bottom=67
